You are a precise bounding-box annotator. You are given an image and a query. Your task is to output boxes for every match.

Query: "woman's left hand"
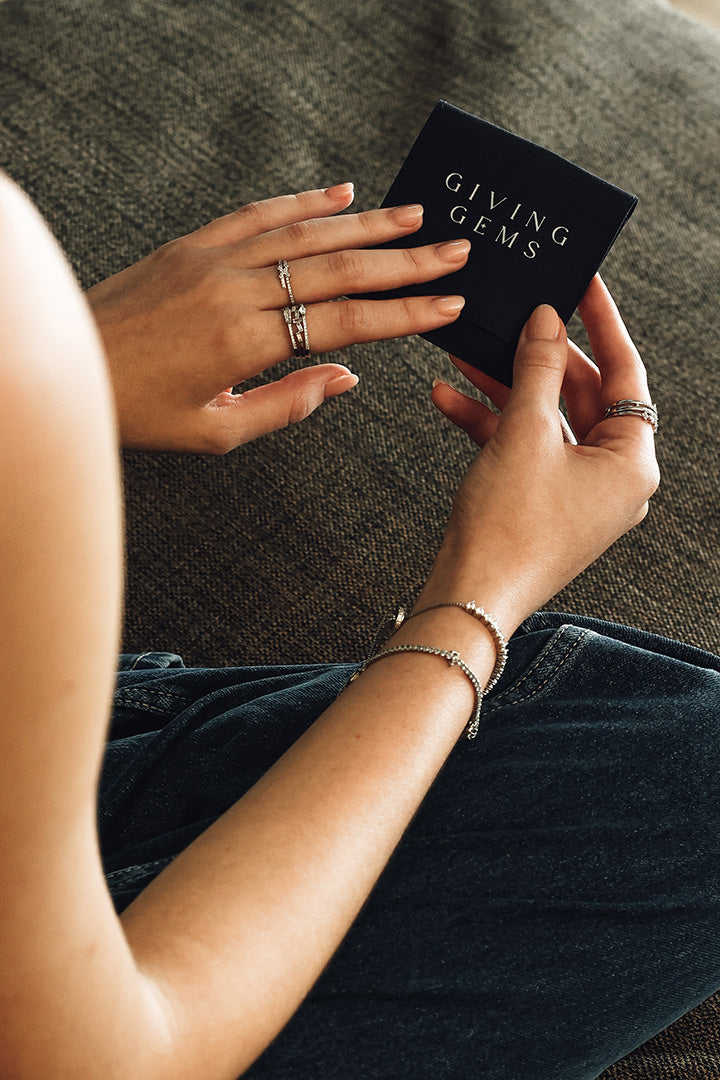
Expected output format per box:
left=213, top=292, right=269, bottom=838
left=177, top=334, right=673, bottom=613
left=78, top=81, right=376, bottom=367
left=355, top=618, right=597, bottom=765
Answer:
left=87, top=183, right=468, bottom=453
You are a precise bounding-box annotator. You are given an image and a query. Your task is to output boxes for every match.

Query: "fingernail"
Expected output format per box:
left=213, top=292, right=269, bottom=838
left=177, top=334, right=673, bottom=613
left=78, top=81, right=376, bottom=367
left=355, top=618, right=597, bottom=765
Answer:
left=432, top=378, right=446, bottom=389
left=326, top=372, right=359, bottom=397
left=525, top=304, right=560, bottom=340
left=325, top=182, right=355, bottom=201
left=390, top=203, right=424, bottom=227
left=437, top=238, right=471, bottom=261
left=433, top=296, right=465, bottom=316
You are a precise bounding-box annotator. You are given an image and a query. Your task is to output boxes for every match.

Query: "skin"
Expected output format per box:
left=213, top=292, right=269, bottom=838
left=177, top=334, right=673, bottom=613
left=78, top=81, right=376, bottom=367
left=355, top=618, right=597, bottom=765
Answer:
left=0, top=173, right=658, bottom=1079
left=87, top=183, right=470, bottom=452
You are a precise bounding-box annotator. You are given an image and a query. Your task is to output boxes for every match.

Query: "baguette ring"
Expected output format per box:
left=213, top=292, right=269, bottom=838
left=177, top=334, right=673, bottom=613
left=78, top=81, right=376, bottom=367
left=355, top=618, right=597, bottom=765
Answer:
left=283, top=303, right=311, bottom=359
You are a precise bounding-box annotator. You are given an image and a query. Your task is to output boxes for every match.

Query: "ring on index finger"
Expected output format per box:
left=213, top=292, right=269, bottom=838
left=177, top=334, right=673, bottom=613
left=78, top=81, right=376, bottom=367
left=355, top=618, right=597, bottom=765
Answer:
left=602, top=399, right=659, bottom=434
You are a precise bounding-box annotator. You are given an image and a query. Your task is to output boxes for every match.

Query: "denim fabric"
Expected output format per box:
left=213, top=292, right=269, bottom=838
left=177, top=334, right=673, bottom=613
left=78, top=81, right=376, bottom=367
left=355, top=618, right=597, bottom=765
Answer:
left=99, top=613, right=720, bottom=1080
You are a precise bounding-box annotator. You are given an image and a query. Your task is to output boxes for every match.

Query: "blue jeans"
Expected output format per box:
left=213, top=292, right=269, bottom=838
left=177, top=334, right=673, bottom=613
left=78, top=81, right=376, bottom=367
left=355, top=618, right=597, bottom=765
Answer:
left=99, top=612, right=720, bottom=1080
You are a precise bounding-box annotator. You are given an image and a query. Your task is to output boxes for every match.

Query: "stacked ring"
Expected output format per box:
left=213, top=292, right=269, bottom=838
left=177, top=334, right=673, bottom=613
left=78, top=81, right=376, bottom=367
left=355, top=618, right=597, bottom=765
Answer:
left=602, top=399, right=659, bottom=434
left=277, top=259, right=311, bottom=359
left=283, top=303, right=311, bottom=359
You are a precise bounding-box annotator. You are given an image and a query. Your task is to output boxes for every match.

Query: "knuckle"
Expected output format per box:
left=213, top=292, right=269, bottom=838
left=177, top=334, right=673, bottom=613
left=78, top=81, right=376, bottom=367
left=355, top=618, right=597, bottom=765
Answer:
left=355, top=209, right=378, bottom=241
left=210, top=433, right=234, bottom=455
left=327, top=248, right=362, bottom=280
left=631, top=501, right=650, bottom=527
left=336, top=300, right=366, bottom=336
left=644, top=459, right=661, bottom=500
left=197, top=423, right=235, bottom=456
left=622, top=456, right=660, bottom=526
left=284, top=219, right=320, bottom=248
left=286, top=390, right=314, bottom=427
left=400, top=246, right=424, bottom=275
left=212, top=302, right=254, bottom=358
left=398, top=295, right=417, bottom=323
left=148, top=236, right=185, bottom=271
left=517, top=344, right=565, bottom=373
left=233, top=199, right=269, bottom=230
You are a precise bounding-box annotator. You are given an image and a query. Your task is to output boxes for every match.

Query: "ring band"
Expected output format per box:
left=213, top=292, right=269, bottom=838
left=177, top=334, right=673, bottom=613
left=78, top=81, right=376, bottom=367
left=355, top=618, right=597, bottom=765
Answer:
left=283, top=303, right=311, bottom=359
left=602, top=399, right=659, bottom=434
left=278, top=260, right=310, bottom=358
left=277, top=259, right=296, bottom=304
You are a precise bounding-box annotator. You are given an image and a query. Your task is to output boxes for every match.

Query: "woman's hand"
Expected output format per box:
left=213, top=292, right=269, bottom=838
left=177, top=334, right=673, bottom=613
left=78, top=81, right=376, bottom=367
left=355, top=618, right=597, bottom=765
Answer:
left=424, top=276, right=660, bottom=636
left=87, top=183, right=468, bottom=453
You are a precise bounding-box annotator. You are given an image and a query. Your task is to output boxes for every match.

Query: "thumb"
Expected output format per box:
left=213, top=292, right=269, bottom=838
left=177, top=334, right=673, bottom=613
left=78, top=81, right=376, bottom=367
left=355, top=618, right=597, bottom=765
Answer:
left=505, top=304, right=568, bottom=420
left=215, top=364, right=359, bottom=447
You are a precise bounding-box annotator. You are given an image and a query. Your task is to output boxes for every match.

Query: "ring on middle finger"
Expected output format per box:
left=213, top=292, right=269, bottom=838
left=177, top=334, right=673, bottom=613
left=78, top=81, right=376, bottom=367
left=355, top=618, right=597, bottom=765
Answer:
left=277, top=259, right=296, bottom=305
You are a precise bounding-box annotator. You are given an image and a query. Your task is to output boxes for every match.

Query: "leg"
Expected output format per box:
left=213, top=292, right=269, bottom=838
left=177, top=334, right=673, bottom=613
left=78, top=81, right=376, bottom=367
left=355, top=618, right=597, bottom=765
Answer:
left=98, top=619, right=720, bottom=1079
left=241, top=616, right=720, bottom=1079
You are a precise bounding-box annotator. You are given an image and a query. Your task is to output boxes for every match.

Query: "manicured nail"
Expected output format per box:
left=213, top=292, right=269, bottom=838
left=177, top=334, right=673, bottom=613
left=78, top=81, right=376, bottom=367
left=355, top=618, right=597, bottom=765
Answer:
left=390, top=203, right=424, bottom=227
left=525, top=304, right=560, bottom=340
left=437, top=238, right=471, bottom=261
left=326, top=372, right=359, bottom=397
left=325, top=182, right=355, bottom=201
left=433, top=296, right=465, bottom=316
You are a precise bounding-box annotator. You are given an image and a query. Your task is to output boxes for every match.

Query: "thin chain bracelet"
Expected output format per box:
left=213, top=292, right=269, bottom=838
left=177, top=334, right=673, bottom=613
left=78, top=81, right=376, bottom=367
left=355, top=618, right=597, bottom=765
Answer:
left=401, top=602, right=508, bottom=693
left=347, top=644, right=484, bottom=740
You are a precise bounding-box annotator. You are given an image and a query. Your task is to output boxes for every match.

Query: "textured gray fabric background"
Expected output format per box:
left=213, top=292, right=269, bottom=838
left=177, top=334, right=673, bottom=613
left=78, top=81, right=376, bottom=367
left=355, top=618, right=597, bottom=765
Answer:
left=1, top=1, right=719, bottom=1076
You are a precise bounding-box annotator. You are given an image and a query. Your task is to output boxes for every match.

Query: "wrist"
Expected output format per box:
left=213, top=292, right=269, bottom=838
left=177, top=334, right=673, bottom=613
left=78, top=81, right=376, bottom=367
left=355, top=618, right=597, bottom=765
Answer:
left=418, top=542, right=531, bottom=642
left=385, top=605, right=499, bottom=691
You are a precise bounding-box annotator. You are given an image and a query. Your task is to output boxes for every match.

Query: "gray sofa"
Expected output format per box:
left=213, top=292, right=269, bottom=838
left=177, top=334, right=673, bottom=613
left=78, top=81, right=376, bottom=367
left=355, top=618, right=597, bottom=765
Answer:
left=1, top=1, right=718, bottom=1075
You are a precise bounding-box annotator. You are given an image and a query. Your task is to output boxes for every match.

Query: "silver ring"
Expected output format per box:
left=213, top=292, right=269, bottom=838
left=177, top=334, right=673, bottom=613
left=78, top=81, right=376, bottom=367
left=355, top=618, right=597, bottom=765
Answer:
left=277, top=259, right=296, bottom=305
left=602, top=399, right=658, bottom=434
left=282, top=303, right=311, bottom=359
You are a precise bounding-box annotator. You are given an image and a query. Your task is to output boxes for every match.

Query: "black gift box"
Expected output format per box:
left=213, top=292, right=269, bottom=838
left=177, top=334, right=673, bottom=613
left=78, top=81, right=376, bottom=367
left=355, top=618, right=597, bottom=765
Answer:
left=361, top=101, right=638, bottom=386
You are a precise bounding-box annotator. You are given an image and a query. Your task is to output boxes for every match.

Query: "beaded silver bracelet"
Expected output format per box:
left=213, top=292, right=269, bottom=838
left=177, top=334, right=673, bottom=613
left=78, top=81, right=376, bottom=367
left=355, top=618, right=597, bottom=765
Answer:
left=347, top=644, right=484, bottom=740
left=401, top=601, right=508, bottom=693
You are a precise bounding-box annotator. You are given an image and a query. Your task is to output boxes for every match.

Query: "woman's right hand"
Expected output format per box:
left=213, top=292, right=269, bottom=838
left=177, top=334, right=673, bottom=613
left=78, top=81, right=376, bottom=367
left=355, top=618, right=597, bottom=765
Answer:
left=422, top=276, right=660, bottom=636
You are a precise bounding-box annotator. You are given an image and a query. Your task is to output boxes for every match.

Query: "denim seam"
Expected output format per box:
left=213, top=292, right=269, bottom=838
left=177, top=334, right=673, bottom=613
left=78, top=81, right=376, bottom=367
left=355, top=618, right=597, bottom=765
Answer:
left=113, top=687, right=193, bottom=709
left=106, top=856, right=172, bottom=882
left=112, top=695, right=188, bottom=712
left=486, top=626, right=591, bottom=710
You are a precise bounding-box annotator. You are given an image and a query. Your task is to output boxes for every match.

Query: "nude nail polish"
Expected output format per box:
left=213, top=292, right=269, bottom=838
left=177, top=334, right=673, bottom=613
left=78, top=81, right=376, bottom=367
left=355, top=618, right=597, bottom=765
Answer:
left=525, top=304, right=560, bottom=340
left=437, top=239, right=471, bottom=260
left=390, top=204, right=424, bottom=227
left=433, top=296, right=466, bottom=316
left=325, top=182, right=355, bottom=201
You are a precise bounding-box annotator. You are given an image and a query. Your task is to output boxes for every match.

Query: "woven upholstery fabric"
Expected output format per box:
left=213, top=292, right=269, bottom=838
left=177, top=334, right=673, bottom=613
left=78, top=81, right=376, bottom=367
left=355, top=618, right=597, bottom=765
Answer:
left=1, top=1, right=718, bottom=1076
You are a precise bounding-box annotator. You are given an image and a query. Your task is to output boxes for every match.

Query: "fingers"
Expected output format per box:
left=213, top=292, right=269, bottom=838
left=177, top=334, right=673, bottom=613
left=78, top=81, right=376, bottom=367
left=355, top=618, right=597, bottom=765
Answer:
left=440, top=313, right=574, bottom=447
left=216, top=282, right=467, bottom=388
left=260, top=237, right=471, bottom=308
left=191, top=184, right=357, bottom=248
left=287, top=294, right=465, bottom=356
left=238, top=202, right=427, bottom=268
left=448, top=355, right=512, bottom=411
left=577, top=276, right=657, bottom=463
left=560, top=340, right=602, bottom=440
left=207, top=364, right=359, bottom=450
left=431, top=380, right=500, bottom=446
left=578, top=275, right=651, bottom=409
left=500, top=305, right=568, bottom=436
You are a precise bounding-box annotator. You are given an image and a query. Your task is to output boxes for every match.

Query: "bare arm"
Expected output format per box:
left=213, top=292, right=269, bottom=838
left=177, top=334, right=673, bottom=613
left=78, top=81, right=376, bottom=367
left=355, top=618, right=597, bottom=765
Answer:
left=0, top=175, right=657, bottom=1079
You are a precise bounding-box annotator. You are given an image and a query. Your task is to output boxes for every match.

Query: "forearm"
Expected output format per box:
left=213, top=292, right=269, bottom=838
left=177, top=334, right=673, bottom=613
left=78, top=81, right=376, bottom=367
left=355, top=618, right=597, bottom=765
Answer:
left=120, top=607, right=500, bottom=1078
left=1, top=171, right=657, bottom=1079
